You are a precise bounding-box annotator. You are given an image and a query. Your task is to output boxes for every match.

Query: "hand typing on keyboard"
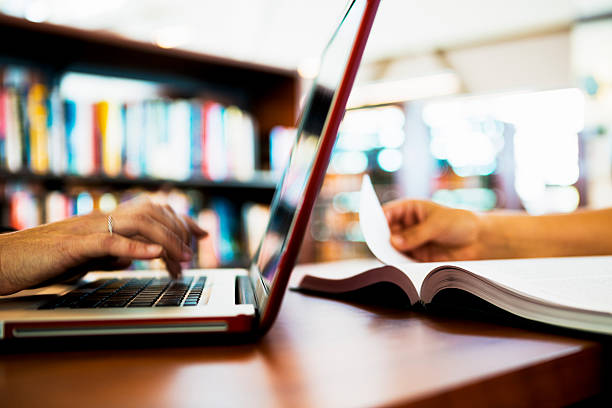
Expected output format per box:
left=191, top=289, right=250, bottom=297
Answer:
left=0, top=198, right=208, bottom=295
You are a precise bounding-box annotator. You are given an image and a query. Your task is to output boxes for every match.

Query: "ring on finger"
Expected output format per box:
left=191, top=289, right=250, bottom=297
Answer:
left=107, top=215, right=114, bottom=236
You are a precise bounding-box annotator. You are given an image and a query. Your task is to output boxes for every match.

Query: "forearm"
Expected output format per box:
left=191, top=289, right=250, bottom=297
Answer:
left=477, top=208, right=612, bottom=259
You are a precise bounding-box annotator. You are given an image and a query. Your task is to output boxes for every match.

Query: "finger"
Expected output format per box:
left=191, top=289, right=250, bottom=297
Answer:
left=145, top=202, right=190, bottom=246
left=80, top=233, right=163, bottom=259
left=409, top=244, right=445, bottom=263
left=382, top=199, right=405, bottom=225
left=130, top=234, right=150, bottom=243
left=162, top=204, right=190, bottom=245
left=130, top=234, right=189, bottom=272
left=383, top=199, right=421, bottom=229
left=182, top=215, right=208, bottom=238
left=112, top=200, right=188, bottom=248
left=121, top=213, right=193, bottom=262
left=390, top=220, right=439, bottom=253
left=420, top=242, right=479, bottom=262
left=162, top=252, right=182, bottom=279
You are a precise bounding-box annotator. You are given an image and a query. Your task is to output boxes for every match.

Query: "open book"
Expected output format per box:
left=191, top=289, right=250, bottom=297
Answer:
left=295, top=175, right=612, bottom=335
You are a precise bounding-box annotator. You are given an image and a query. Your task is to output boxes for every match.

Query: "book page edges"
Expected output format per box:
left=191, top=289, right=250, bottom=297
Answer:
left=418, top=263, right=612, bottom=335
left=297, top=265, right=420, bottom=305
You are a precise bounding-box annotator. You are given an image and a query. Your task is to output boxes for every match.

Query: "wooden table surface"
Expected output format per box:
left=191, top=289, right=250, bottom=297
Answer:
left=0, top=262, right=608, bottom=408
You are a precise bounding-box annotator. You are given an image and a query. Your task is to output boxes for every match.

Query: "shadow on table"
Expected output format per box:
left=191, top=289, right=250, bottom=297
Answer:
left=293, top=283, right=612, bottom=343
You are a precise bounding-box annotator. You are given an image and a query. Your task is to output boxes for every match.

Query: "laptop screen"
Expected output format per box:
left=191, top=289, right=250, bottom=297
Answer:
left=253, top=0, right=368, bottom=289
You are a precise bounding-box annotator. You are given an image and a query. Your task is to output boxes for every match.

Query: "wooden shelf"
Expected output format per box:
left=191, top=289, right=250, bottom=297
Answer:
left=0, top=170, right=278, bottom=203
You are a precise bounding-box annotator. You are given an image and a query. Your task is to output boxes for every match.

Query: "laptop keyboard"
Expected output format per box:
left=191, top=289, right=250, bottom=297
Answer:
left=39, top=276, right=207, bottom=309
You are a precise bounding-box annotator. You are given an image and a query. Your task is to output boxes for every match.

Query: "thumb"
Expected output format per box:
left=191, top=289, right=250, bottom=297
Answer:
left=390, top=220, right=438, bottom=253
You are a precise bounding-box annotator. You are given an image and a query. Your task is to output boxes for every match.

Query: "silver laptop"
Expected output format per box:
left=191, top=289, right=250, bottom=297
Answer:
left=0, top=0, right=380, bottom=340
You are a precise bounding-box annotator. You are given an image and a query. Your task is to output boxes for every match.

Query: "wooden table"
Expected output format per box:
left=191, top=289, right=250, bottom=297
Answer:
left=0, top=261, right=608, bottom=408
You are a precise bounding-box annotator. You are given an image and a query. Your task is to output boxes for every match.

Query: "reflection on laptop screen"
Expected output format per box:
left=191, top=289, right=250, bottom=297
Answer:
left=254, top=0, right=367, bottom=287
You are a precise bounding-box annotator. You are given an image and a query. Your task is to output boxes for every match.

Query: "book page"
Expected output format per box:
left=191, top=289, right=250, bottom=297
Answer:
left=439, top=257, right=612, bottom=314
left=359, top=175, right=430, bottom=290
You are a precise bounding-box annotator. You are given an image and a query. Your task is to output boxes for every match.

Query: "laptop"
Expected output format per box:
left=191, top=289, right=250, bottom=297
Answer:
left=0, top=0, right=380, bottom=340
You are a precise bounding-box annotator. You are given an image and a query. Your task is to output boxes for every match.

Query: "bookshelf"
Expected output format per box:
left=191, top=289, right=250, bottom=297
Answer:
left=0, top=14, right=298, bottom=167
left=0, top=170, right=277, bottom=200
left=0, top=14, right=299, bottom=267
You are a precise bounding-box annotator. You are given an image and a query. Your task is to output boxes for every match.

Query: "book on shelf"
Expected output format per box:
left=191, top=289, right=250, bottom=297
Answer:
left=0, top=66, right=262, bottom=183
left=269, top=126, right=296, bottom=177
left=197, top=208, right=221, bottom=268
left=242, top=202, right=270, bottom=258
left=294, top=175, right=612, bottom=335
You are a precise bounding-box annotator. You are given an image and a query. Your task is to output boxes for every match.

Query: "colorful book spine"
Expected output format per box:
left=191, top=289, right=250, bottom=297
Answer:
left=166, top=100, right=191, bottom=180
left=8, top=187, right=40, bottom=230
left=225, top=106, right=256, bottom=181
left=45, top=191, right=70, bottom=223
left=190, top=102, right=202, bottom=177
left=26, top=82, right=49, bottom=174
left=73, top=98, right=95, bottom=175
left=269, top=126, right=296, bottom=176
left=64, top=99, right=77, bottom=174
left=48, top=88, right=67, bottom=175
left=0, top=87, right=6, bottom=168
left=96, top=101, right=123, bottom=177
left=91, top=103, right=101, bottom=174
left=202, top=102, right=228, bottom=180
left=124, top=102, right=145, bottom=177
left=197, top=209, right=220, bottom=268
left=5, top=87, right=23, bottom=172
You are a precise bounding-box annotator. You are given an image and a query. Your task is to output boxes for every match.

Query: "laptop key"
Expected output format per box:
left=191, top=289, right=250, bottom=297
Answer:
left=71, top=299, right=103, bottom=308
left=128, top=302, right=155, bottom=307
left=100, top=301, right=129, bottom=308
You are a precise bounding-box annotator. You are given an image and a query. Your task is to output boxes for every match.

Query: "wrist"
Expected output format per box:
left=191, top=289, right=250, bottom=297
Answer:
left=473, top=212, right=510, bottom=259
left=0, top=233, right=20, bottom=295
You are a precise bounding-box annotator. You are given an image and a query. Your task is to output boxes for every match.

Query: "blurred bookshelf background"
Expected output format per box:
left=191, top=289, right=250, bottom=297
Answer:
left=0, top=0, right=612, bottom=265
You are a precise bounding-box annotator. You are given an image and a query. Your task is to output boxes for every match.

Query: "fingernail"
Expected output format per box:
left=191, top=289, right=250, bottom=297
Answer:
left=182, top=248, right=193, bottom=261
left=147, top=244, right=162, bottom=255
left=391, top=236, right=404, bottom=246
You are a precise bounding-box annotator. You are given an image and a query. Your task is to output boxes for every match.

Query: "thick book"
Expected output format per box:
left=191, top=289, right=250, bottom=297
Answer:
left=294, top=175, right=612, bottom=335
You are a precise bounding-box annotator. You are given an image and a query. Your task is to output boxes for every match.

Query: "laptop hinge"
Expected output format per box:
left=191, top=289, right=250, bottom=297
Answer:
left=247, top=263, right=269, bottom=311
left=235, top=276, right=257, bottom=308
